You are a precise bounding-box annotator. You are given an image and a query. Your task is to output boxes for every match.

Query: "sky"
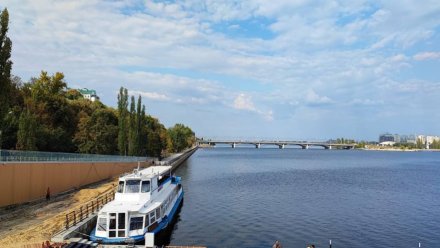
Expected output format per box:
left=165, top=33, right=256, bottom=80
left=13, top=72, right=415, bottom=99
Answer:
left=1, top=0, right=440, bottom=141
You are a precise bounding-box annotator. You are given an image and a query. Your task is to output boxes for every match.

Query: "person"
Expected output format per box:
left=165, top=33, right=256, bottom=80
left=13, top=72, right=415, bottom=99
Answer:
left=272, top=240, right=282, bottom=248
left=46, top=187, right=51, bottom=201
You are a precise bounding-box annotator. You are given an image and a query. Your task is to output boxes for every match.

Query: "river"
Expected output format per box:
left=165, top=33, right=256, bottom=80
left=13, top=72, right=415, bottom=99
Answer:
left=167, top=148, right=440, bottom=248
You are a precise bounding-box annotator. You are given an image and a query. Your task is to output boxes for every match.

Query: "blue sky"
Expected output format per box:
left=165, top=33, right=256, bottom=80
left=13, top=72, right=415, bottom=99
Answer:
left=2, top=0, right=440, bottom=141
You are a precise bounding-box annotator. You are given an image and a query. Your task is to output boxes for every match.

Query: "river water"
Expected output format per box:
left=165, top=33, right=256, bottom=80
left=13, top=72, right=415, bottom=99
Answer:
left=168, top=148, right=440, bottom=248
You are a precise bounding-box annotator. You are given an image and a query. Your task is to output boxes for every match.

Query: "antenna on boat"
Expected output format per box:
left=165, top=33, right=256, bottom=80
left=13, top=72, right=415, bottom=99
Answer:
left=137, top=161, right=140, bottom=171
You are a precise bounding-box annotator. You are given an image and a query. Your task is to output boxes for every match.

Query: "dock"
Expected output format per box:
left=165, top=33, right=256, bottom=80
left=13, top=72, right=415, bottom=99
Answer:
left=50, top=147, right=200, bottom=248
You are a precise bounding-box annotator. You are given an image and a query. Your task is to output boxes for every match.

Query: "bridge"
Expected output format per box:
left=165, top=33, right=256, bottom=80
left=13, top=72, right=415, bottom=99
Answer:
left=197, top=140, right=356, bottom=150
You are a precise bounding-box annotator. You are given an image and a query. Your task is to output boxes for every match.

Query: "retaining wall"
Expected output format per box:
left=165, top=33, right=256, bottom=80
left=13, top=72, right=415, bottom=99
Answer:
left=0, top=161, right=149, bottom=207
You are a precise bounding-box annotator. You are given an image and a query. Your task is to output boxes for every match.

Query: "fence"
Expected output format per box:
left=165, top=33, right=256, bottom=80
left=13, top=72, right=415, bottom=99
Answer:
left=0, top=149, right=151, bottom=163
left=64, top=188, right=115, bottom=230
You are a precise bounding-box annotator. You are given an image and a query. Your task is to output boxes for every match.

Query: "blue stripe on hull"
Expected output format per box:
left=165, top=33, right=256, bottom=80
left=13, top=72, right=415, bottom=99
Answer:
left=90, top=190, right=184, bottom=244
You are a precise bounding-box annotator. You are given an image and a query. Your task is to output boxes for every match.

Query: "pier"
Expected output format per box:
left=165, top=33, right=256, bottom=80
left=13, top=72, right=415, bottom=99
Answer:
left=198, top=140, right=356, bottom=150
left=50, top=147, right=198, bottom=247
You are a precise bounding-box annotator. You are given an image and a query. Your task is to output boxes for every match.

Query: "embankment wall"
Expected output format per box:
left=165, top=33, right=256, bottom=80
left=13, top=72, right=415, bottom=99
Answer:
left=0, top=161, right=149, bottom=207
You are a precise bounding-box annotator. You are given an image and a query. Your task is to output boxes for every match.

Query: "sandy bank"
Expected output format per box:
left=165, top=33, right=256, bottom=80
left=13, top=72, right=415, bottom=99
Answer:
left=0, top=179, right=117, bottom=247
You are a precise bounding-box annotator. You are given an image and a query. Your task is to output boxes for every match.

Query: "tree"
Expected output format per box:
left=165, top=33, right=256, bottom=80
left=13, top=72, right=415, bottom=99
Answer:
left=117, top=87, right=129, bottom=155
left=16, top=110, right=37, bottom=150
left=416, top=138, right=424, bottom=149
left=66, top=89, right=83, bottom=100
left=0, top=8, right=13, bottom=144
left=73, top=108, right=118, bottom=154
left=145, top=116, right=170, bottom=158
left=134, top=95, right=143, bottom=156
left=430, top=139, right=440, bottom=149
left=168, top=123, right=195, bottom=152
left=139, top=105, right=148, bottom=155
left=128, top=95, right=136, bottom=156
left=27, top=71, right=75, bottom=152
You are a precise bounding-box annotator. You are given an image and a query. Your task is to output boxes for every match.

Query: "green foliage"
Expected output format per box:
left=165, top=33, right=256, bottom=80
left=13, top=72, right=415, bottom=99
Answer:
left=0, top=8, right=13, bottom=138
left=145, top=116, right=170, bottom=158
left=335, top=138, right=355, bottom=144
left=168, top=123, right=195, bottom=152
left=0, top=9, right=195, bottom=155
left=416, top=138, right=424, bottom=149
left=16, top=110, right=37, bottom=150
left=128, top=95, right=136, bottom=156
left=27, top=71, right=75, bottom=152
left=66, top=89, right=83, bottom=100
left=430, top=140, right=440, bottom=149
left=117, top=87, right=129, bottom=155
left=354, top=141, right=366, bottom=149
left=74, top=108, right=118, bottom=154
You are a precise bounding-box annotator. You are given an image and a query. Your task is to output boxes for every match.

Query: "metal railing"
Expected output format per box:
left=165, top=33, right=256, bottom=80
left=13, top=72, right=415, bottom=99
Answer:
left=0, top=149, right=151, bottom=163
left=64, top=189, right=115, bottom=230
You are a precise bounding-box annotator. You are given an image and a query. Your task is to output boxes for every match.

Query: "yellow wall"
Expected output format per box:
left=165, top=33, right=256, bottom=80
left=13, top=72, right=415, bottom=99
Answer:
left=0, top=161, right=149, bottom=207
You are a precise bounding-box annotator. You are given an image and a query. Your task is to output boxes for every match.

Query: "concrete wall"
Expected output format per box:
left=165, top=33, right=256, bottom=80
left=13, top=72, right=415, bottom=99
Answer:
left=0, top=161, right=149, bottom=207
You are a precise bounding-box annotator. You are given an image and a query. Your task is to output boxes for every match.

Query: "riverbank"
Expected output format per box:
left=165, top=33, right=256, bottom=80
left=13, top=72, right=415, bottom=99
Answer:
left=0, top=148, right=197, bottom=248
left=0, top=179, right=117, bottom=247
left=361, top=146, right=440, bottom=152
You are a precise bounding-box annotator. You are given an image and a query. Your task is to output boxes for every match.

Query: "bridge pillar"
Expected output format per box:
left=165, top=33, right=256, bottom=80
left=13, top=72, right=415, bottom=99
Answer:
left=231, top=143, right=236, bottom=148
left=328, top=145, right=332, bottom=150
left=255, top=143, right=261, bottom=149
left=302, top=144, right=309, bottom=149
left=278, top=144, right=285, bottom=149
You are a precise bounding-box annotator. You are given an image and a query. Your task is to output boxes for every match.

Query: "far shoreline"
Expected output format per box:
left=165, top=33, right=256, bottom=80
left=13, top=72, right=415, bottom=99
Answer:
left=360, top=147, right=440, bottom=152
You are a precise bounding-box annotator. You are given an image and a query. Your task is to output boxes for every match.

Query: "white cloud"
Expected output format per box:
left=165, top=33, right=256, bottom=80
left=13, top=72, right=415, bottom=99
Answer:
left=234, top=93, right=256, bottom=111
left=389, top=54, right=408, bottom=63
left=233, top=93, right=273, bottom=121
left=1, top=0, right=440, bottom=138
left=128, top=90, right=170, bottom=101
left=305, top=90, right=333, bottom=105
left=413, top=52, right=440, bottom=61
left=350, top=98, right=384, bottom=106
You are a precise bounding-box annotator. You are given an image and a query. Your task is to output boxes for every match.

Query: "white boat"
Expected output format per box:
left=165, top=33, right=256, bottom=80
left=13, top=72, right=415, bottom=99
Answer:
left=90, top=165, right=184, bottom=244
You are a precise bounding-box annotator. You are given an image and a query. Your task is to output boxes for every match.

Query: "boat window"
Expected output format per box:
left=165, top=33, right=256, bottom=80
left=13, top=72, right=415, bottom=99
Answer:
left=156, top=208, right=161, bottom=219
left=118, top=213, right=125, bottom=229
left=149, top=211, right=155, bottom=224
left=97, top=217, right=107, bottom=231
left=144, top=214, right=149, bottom=227
left=117, top=181, right=124, bottom=193
left=141, top=181, right=151, bottom=193
left=125, top=180, right=140, bottom=193
left=130, top=217, right=144, bottom=230
left=158, top=173, right=170, bottom=185
left=109, top=213, right=116, bottom=229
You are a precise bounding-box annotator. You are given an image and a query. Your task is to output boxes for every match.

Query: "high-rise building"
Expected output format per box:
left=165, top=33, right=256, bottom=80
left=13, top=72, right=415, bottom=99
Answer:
left=379, top=133, right=398, bottom=143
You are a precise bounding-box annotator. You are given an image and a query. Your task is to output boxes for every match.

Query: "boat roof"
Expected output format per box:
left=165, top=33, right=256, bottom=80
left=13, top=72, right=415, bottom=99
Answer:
left=120, top=165, right=172, bottom=180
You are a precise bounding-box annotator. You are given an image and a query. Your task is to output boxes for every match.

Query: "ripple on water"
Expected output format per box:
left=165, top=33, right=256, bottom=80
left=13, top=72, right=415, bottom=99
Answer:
left=169, top=149, right=440, bottom=248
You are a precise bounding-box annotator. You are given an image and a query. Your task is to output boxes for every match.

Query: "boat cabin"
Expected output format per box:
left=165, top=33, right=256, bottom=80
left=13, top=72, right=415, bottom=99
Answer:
left=93, top=166, right=181, bottom=242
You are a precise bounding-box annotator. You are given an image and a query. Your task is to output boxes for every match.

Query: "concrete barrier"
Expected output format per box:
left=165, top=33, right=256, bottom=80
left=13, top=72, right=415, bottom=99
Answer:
left=0, top=161, right=149, bottom=207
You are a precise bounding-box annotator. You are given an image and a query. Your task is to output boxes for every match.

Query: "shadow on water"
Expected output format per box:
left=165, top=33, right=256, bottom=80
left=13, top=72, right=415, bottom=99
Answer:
left=155, top=199, right=184, bottom=246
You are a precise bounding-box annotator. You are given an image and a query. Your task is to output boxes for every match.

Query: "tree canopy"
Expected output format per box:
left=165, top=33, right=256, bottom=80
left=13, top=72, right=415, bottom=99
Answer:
left=0, top=9, right=195, bottom=157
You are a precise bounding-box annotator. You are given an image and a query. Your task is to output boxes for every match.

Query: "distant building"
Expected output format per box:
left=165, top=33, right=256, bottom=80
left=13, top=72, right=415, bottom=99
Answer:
left=400, top=134, right=416, bottom=144
left=426, top=135, right=440, bottom=149
left=417, top=135, right=426, bottom=145
left=78, top=88, right=99, bottom=102
left=379, top=141, right=395, bottom=146
left=379, top=133, right=400, bottom=143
